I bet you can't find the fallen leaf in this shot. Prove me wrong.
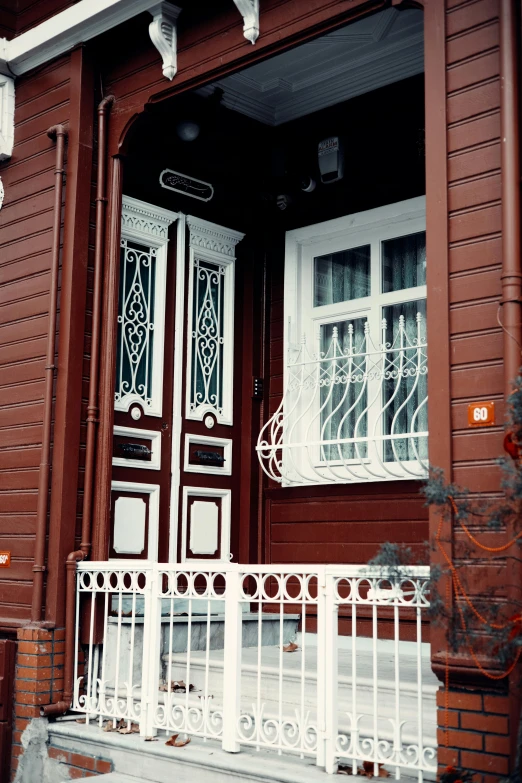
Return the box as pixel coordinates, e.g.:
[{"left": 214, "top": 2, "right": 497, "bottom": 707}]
[
  {"left": 144, "top": 736, "right": 158, "bottom": 742},
  {"left": 75, "top": 718, "right": 86, "bottom": 724},
  {"left": 118, "top": 722, "right": 140, "bottom": 734},
  {"left": 103, "top": 719, "right": 127, "bottom": 733},
  {"left": 159, "top": 680, "right": 198, "bottom": 693},
  {"left": 357, "top": 761, "right": 390, "bottom": 778},
  {"left": 338, "top": 764, "right": 352, "bottom": 775},
  {"left": 165, "top": 733, "right": 191, "bottom": 747},
  {"left": 283, "top": 642, "right": 298, "bottom": 653}
]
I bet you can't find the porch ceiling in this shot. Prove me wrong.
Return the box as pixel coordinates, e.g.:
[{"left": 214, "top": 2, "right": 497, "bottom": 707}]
[{"left": 198, "top": 8, "right": 424, "bottom": 126}]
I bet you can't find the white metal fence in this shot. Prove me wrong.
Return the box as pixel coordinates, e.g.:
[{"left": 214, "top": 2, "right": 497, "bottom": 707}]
[{"left": 73, "top": 562, "right": 436, "bottom": 779}]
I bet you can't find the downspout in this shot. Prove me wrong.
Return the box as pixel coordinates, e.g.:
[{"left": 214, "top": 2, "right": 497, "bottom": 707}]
[
  {"left": 81, "top": 94, "right": 115, "bottom": 559},
  {"left": 31, "top": 125, "right": 68, "bottom": 623},
  {"left": 500, "top": 0, "right": 521, "bottom": 398},
  {"left": 499, "top": 0, "right": 522, "bottom": 774},
  {"left": 42, "top": 95, "right": 114, "bottom": 717}
]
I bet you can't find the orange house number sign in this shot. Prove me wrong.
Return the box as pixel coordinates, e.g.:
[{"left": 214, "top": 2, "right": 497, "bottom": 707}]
[
  {"left": 468, "top": 401, "right": 495, "bottom": 427},
  {"left": 0, "top": 552, "right": 11, "bottom": 567}
]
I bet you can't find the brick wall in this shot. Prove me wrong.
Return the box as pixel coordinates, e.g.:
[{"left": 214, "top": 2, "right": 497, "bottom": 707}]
[
  {"left": 47, "top": 745, "right": 112, "bottom": 779},
  {"left": 11, "top": 626, "right": 66, "bottom": 779},
  {"left": 437, "top": 687, "right": 511, "bottom": 782}
]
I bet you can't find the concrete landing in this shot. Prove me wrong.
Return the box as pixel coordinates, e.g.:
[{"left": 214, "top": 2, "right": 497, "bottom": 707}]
[{"left": 51, "top": 721, "right": 368, "bottom": 783}]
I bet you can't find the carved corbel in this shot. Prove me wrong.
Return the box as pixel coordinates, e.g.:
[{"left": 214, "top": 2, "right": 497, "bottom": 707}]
[
  {"left": 233, "top": 0, "right": 259, "bottom": 44},
  {"left": 0, "top": 73, "right": 15, "bottom": 161},
  {"left": 149, "top": 2, "right": 182, "bottom": 81}
]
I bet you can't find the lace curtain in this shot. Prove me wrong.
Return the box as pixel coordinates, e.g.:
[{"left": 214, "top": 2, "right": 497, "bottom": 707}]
[{"left": 317, "top": 231, "right": 427, "bottom": 465}]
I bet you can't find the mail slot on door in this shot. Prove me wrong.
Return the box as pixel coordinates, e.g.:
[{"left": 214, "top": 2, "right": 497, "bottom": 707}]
[
  {"left": 188, "top": 442, "right": 225, "bottom": 467},
  {"left": 113, "top": 434, "right": 153, "bottom": 461}
]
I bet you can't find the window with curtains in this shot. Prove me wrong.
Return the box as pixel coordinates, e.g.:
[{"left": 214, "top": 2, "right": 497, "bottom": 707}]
[{"left": 256, "top": 197, "right": 428, "bottom": 486}]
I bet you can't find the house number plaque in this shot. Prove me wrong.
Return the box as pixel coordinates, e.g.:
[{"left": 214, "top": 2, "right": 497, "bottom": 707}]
[
  {"left": 0, "top": 552, "right": 11, "bottom": 567},
  {"left": 159, "top": 169, "right": 214, "bottom": 202},
  {"left": 468, "top": 401, "right": 495, "bottom": 427}
]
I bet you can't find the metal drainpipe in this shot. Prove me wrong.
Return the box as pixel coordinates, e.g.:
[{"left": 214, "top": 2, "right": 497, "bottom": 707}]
[
  {"left": 500, "top": 0, "right": 521, "bottom": 398},
  {"left": 30, "top": 125, "right": 68, "bottom": 624},
  {"left": 499, "top": 1, "right": 522, "bottom": 773},
  {"left": 42, "top": 95, "right": 114, "bottom": 717},
  {"left": 81, "top": 94, "right": 115, "bottom": 559}
]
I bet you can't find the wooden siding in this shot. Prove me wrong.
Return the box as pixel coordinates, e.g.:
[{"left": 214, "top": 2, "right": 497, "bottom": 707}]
[
  {"left": 266, "top": 240, "right": 429, "bottom": 568},
  {"left": 0, "top": 57, "right": 71, "bottom": 629},
  {"left": 445, "top": 0, "right": 507, "bottom": 619}
]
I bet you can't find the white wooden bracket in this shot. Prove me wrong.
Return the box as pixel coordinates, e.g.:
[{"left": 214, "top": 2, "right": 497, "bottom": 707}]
[
  {"left": 0, "top": 74, "right": 15, "bottom": 161},
  {"left": 232, "top": 0, "right": 259, "bottom": 44},
  {"left": 148, "top": 2, "right": 182, "bottom": 81}
]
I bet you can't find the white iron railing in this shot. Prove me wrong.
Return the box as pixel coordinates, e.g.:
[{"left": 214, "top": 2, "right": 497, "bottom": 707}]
[
  {"left": 257, "top": 314, "right": 428, "bottom": 485},
  {"left": 73, "top": 562, "right": 436, "bottom": 779}
]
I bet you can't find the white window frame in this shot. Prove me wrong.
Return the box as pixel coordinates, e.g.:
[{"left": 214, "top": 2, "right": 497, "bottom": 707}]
[
  {"left": 283, "top": 195, "right": 427, "bottom": 484},
  {"left": 185, "top": 216, "right": 244, "bottom": 426},
  {"left": 115, "top": 196, "right": 178, "bottom": 417}
]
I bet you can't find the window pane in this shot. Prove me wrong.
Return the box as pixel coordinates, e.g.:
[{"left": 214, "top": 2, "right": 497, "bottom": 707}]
[
  {"left": 314, "top": 245, "right": 370, "bottom": 306},
  {"left": 382, "top": 299, "right": 427, "bottom": 462},
  {"left": 381, "top": 231, "right": 426, "bottom": 293},
  {"left": 319, "top": 319, "right": 368, "bottom": 461},
  {"left": 115, "top": 240, "right": 156, "bottom": 409},
  {"left": 190, "top": 258, "right": 225, "bottom": 416}
]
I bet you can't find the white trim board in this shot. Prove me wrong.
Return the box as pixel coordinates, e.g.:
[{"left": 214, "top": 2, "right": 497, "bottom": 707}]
[
  {"left": 184, "top": 434, "right": 232, "bottom": 476},
  {"left": 110, "top": 480, "right": 160, "bottom": 561},
  {"left": 112, "top": 425, "right": 162, "bottom": 471},
  {"left": 181, "top": 486, "right": 232, "bottom": 564}
]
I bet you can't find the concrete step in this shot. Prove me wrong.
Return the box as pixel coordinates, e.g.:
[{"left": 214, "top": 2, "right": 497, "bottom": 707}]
[
  {"left": 161, "top": 643, "right": 437, "bottom": 746},
  {"left": 51, "top": 721, "right": 375, "bottom": 783},
  {"left": 104, "top": 613, "right": 300, "bottom": 685}
]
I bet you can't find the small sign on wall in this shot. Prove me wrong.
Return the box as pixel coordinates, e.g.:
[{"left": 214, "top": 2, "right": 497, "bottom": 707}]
[
  {"left": 0, "top": 552, "right": 11, "bottom": 567},
  {"left": 468, "top": 401, "right": 495, "bottom": 427}
]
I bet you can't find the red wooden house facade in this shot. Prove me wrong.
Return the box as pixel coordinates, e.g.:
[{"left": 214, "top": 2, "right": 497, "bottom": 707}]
[{"left": 0, "top": 0, "right": 520, "bottom": 781}]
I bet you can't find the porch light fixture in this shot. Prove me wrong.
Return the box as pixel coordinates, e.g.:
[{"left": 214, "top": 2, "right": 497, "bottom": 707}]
[{"left": 176, "top": 120, "right": 200, "bottom": 141}]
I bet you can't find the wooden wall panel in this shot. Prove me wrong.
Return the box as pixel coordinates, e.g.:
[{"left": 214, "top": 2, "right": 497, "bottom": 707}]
[
  {"left": 0, "top": 56, "right": 71, "bottom": 630},
  {"left": 445, "top": 0, "right": 508, "bottom": 625}
]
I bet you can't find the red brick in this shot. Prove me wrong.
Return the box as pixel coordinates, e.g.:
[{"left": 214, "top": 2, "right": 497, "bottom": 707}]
[
  {"left": 17, "top": 666, "right": 54, "bottom": 680},
  {"left": 12, "top": 745, "right": 24, "bottom": 758},
  {"left": 53, "top": 641, "right": 66, "bottom": 654},
  {"left": 15, "top": 704, "right": 41, "bottom": 718},
  {"left": 49, "top": 746, "right": 71, "bottom": 763},
  {"left": 17, "top": 677, "right": 53, "bottom": 693},
  {"left": 53, "top": 628, "right": 66, "bottom": 641},
  {"left": 69, "top": 767, "right": 87, "bottom": 779},
  {"left": 15, "top": 690, "right": 50, "bottom": 706},
  {"left": 17, "top": 641, "right": 52, "bottom": 655},
  {"left": 437, "top": 690, "right": 483, "bottom": 711},
  {"left": 438, "top": 747, "right": 460, "bottom": 766},
  {"left": 461, "top": 751, "right": 509, "bottom": 775},
  {"left": 71, "top": 753, "right": 96, "bottom": 771},
  {"left": 17, "top": 628, "right": 52, "bottom": 642},
  {"left": 485, "top": 735, "right": 511, "bottom": 756},
  {"left": 96, "top": 759, "right": 112, "bottom": 774},
  {"left": 483, "top": 695, "right": 510, "bottom": 714},
  {"left": 461, "top": 713, "right": 508, "bottom": 734},
  {"left": 17, "top": 653, "right": 52, "bottom": 667},
  {"left": 437, "top": 708, "right": 459, "bottom": 728},
  {"left": 13, "top": 731, "right": 23, "bottom": 745},
  {"left": 53, "top": 653, "right": 65, "bottom": 666},
  {"left": 437, "top": 728, "right": 483, "bottom": 751},
  {"left": 14, "top": 717, "right": 30, "bottom": 732}
]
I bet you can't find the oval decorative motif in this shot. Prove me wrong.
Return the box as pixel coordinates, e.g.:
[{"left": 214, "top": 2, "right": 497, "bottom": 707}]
[
  {"left": 160, "top": 169, "right": 214, "bottom": 202},
  {"left": 0, "top": 176, "right": 4, "bottom": 210}
]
